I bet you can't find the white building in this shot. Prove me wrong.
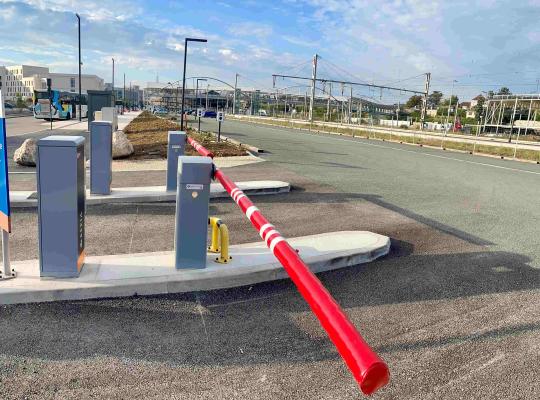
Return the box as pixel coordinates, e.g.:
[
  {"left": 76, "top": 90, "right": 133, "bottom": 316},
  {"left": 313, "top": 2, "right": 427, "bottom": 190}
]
[{"left": 0, "top": 64, "right": 105, "bottom": 102}]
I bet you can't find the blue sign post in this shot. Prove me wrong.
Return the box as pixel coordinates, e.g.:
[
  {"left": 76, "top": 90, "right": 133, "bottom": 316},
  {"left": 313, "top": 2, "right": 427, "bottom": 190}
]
[{"left": 0, "top": 90, "right": 14, "bottom": 280}]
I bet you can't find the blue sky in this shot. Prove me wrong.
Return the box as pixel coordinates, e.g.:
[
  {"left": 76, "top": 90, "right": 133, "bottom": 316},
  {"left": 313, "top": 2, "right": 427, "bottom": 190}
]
[{"left": 1, "top": 0, "right": 540, "bottom": 102}]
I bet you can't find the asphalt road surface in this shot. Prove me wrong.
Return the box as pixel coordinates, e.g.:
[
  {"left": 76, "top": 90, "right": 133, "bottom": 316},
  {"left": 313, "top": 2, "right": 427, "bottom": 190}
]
[{"left": 0, "top": 118, "right": 539, "bottom": 399}]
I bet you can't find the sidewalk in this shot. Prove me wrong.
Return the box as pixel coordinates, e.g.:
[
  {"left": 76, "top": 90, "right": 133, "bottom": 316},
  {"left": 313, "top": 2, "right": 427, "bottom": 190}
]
[
  {"left": 10, "top": 180, "right": 291, "bottom": 207},
  {"left": 0, "top": 231, "right": 390, "bottom": 305}
]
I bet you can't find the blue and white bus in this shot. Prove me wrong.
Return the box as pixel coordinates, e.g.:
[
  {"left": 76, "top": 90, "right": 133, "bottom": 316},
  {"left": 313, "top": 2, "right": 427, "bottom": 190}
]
[{"left": 33, "top": 90, "right": 88, "bottom": 120}]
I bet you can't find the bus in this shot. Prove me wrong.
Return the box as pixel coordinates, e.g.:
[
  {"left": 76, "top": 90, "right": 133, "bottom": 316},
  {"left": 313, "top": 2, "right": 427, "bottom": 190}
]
[{"left": 33, "top": 90, "right": 88, "bottom": 120}]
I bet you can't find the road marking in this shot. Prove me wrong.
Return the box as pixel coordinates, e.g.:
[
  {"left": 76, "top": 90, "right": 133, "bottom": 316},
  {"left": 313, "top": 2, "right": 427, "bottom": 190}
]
[{"left": 233, "top": 121, "right": 540, "bottom": 177}]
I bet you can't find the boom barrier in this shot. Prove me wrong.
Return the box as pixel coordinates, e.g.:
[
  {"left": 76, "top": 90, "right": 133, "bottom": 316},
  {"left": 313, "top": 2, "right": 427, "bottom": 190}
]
[{"left": 187, "top": 136, "right": 389, "bottom": 395}]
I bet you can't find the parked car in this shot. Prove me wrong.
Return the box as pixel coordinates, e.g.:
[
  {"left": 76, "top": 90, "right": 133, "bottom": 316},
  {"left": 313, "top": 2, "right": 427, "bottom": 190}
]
[
  {"left": 4, "top": 103, "right": 14, "bottom": 109},
  {"left": 203, "top": 110, "right": 217, "bottom": 118}
]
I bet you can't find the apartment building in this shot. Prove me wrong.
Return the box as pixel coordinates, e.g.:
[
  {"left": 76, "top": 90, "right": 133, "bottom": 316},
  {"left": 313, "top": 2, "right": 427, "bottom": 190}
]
[{"left": 0, "top": 64, "right": 105, "bottom": 102}]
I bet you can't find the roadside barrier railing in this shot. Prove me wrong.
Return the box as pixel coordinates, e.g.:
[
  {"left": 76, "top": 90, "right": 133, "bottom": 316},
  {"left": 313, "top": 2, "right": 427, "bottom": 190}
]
[{"left": 187, "top": 136, "right": 389, "bottom": 395}]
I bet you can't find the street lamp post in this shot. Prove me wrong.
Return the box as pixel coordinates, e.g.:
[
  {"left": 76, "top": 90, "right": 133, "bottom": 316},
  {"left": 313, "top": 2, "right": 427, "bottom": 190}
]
[
  {"left": 123, "top": 73, "right": 125, "bottom": 115},
  {"left": 112, "top": 58, "right": 115, "bottom": 105},
  {"left": 180, "top": 37, "right": 207, "bottom": 131},
  {"left": 75, "top": 13, "right": 82, "bottom": 121}
]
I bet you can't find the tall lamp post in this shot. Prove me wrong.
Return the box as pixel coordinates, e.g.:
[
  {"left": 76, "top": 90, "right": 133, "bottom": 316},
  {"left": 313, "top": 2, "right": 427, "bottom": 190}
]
[
  {"left": 75, "top": 13, "right": 82, "bottom": 121},
  {"left": 180, "top": 37, "right": 207, "bottom": 131},
  {"left": 123, "top": 73, "right": 125, "bottom": 115},
  {"left": 111, "top": 58, "right": 115, "bottom": 105}
]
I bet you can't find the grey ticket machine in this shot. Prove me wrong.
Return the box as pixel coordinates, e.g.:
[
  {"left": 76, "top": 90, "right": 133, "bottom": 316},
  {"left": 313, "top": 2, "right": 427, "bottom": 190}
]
[
  {"left": 90, "top": 121, "right": 112, "bottom": 195},
  {"left": 175, "top": 156, "right": 212, "bottom": 269},
  {"left": 166, "top": 131, "right": 186, "bottom": 191},
  {"left": 37, "top": 136, "right": 85, "bottom": 278}
]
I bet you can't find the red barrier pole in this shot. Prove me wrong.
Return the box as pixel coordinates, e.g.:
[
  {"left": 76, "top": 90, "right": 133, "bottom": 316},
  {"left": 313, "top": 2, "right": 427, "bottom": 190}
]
[
  {"left": 187, "top": 137, "right": 214, "bottom": 158},
  {"left": 190, "top": 140, "right": 390, "bottom": 395}
]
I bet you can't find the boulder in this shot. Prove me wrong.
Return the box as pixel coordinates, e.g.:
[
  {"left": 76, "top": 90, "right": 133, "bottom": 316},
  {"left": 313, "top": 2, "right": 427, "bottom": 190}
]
[
  {"left": 14, "top": 138, "right": 37, "bottom": 166},
  {"left": 112, "top": 130, "right": 134, "bottom": 159}
]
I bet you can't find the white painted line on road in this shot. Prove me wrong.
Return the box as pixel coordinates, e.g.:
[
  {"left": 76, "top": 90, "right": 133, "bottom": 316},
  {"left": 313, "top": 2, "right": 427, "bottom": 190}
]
[{"left": 237, "top": 121, "right": 540, "bottom": 177}]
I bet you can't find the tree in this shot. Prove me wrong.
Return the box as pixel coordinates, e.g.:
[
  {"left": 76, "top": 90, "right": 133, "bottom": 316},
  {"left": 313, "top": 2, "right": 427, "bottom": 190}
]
[
  {"left": 441, "top": 95, "right": 459, "bottom": 107},
  {"left": 405, "top": 95, "right": 423, "bottom": 109},
  {"left": 474, "top": 95, "right": 485, "bottom": 121},
  {"left": 497, "top": 87, "right": 511, "bottom": 95},
  {"left": 15, "top": 93, "right": 25, "bottom": 109},
  {"left": 427, "top": 91, "right": 443, "bottom": 107}
]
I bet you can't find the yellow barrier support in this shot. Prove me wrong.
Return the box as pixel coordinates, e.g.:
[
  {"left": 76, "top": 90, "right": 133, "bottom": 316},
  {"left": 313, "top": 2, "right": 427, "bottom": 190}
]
[
  {"left": 216, "top": 223, "right": 231, "bottom": 263},
  {"left": 208, "top": 217, "right": 232, "bottom": 264},
  {"left": 208, "top": 217, "right": 221, "bottom": 253}
]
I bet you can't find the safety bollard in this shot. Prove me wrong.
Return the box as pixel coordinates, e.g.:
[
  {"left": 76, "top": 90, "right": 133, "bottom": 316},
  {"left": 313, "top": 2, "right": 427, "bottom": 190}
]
[
  {"left": 174, "top": 156, "right": 212, "bottom": 269},
  {"left": 90, "top": 121, "right": 112, "bottom": 195},
  {"left": 166, "top": 131, "right": 186, "bottom": 191},
  {"left": 37, "top": 136, "right": 86, "bottom": 278},
  {"left": 208, "top": 217, "right": 232, "bottom": 264}
]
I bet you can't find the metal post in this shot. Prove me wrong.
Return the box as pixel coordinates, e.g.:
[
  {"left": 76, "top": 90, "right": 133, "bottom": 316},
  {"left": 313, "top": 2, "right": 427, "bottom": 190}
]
[
  {"left": 515, "top": 99, "right": 533, "bottom": 158},
  {"left": 218, "top": 120, "right": 222, "bottom": 142},
  {"left": 205, "top": 84, "right": 209, "bottom": 109},
  {"left": 420, "top": 72, "right": 430, "bottom": 130},
  {"left": 309, "top": 54, "right": 318, "bottom": 123},
  {"left": 195, "top": 79, "right": 199, "bottom": 109},
  {"left": 122, "top": 73, "right": 125, "bottom": 115},
  {"left": 233, "top": 73, "right": 238, "bottom": 115},
  {"left": 1, "top": 229, "right": 12, "bottom": 279},
  {"left": 445, "top": 80, "right": 456, "bottom": 136},
  {"left": 111, "top": 58, "right": 115, "bottom": 105},
  {"left": 304, "top": 92, "right": 307, "bottom": 120},
  {"left": 180, "top": 39, "right": 187, "bottom": 130},
  {"left": 326, "top": 82, "right": 331, "bottom": 121},
  {"left": 76, "top": 13, "right": 82, "bottom": 122},
  {"left": 348, "top": 86, "right": 353, "bottom": 124},
  {"left": 508, "top": 97, "right": 518, "bottom": 143}
]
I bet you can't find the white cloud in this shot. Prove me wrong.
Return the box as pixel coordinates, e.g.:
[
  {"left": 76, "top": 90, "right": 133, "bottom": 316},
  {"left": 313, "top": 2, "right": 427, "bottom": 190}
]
[
  {"left": 228, "top": 22, "right": 273, "bottom": 38},
  {"left": 218, "top": 48, "right": 239, "bottom": 62}
]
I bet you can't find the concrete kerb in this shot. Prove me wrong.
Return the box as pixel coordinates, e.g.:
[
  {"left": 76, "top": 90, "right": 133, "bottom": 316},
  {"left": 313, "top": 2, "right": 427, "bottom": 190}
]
[
  {"left": 9, "top": 181, "right": 291, "bottom": 207},
  {"left": 0, "top": 231, "right": 391, "bottom": 305}
]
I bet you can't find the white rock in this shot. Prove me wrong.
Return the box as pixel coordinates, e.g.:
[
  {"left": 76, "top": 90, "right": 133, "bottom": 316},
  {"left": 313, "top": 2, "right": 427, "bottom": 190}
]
[
  {"left": 112, "top": 130, "right": 134, "bottom": 159},
  {"left": 13, "top": 138, "right": 37, "bottom": 166}
]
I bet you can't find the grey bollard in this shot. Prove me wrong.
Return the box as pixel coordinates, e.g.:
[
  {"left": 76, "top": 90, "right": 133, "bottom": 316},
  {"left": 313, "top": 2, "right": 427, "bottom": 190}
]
[
  {"left": 166, "top": 131, "right": 186, "bottom": 191},
  {"left": 175, "top": 156, "right": 213, "bottom": 269},
  {"left": 90, "top": 121, "right": 112, "bottom": 195},
  {"left": 37, "top": 136, "right": 86, "bottom": 278}
]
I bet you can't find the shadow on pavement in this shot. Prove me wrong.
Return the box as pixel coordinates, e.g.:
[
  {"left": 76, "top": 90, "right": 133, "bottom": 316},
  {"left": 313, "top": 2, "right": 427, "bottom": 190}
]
[{"left": 0, "top": 246, "right": 537, "bottom": 368}]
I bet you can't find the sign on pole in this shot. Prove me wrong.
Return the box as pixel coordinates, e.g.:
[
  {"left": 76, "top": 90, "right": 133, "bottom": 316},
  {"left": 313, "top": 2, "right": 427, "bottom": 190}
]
[
  {"left": 0, "top": 91, "right": 11, "bottom": 233},
  {"left": 0, "top": 90, "right": 14, "bottom": 279},
  {"left": 216, "top": 111, "right": 224, "bottom": 142}
]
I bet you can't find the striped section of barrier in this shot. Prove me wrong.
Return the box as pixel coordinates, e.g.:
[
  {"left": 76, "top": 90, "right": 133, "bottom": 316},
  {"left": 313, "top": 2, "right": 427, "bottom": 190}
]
[
  {"left": 189, "top": 139, "right": 390, "bottom": 395},
  {"left": 187, "top": 137, "right": 214, "bottom": 158}
]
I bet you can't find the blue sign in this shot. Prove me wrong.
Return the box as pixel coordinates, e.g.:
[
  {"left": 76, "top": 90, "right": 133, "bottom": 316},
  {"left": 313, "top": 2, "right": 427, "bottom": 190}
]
[{"left": 0, "top": 93, "right": 11, "bottom": 232}]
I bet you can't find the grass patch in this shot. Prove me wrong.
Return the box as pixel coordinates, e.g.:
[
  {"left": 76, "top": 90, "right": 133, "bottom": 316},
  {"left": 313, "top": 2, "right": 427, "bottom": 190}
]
[{"left": 123, "top": 111, "right": 246, "bottom": 159}]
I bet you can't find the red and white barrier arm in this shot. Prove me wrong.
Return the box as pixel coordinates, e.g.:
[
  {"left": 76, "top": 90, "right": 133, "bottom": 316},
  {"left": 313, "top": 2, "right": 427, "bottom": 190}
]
[
  {"left": 187, "top": 137, "right": 214, "bottom": 158},
  {"left": 189, "top": 138, "right": 390, "bottom": 395}
]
